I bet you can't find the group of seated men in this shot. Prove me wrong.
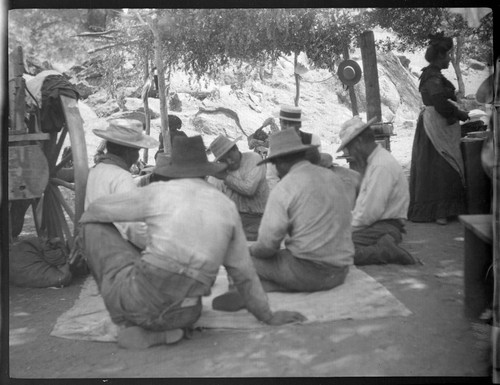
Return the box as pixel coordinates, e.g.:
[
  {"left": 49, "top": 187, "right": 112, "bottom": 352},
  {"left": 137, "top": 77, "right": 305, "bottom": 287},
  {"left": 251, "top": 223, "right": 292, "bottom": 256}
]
[{"left": 80, "top": 105, "right": 419, "bottom": 349}]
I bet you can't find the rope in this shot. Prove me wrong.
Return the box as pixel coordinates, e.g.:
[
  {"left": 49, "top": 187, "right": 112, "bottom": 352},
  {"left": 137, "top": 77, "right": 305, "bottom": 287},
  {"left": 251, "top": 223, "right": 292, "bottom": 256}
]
[{"left": 295, "top": 74, "right": 335, "bottom": 84}]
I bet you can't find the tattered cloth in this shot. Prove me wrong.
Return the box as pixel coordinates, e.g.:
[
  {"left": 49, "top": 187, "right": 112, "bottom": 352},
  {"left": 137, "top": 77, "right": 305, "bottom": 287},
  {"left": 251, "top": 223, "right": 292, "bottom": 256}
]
[{"left": 40, "top": 74, "right": 80, "bottom": 133}]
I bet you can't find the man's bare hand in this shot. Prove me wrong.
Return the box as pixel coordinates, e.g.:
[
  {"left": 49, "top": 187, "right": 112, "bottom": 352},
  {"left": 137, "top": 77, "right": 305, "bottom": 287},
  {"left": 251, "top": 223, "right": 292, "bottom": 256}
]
[
  {"left": 265, "top": 310, "right": 307, "bottom": 325},
  {"left": 212, "top": 169, "right": 228, "bottom": 180}
]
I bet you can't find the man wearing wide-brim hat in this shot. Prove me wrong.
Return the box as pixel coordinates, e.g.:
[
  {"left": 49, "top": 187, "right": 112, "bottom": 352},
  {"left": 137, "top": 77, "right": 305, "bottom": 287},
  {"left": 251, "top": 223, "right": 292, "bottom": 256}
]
[
  {"left": 338, "top": 116, "right": 419, "bottom": 265},
  {"left": 85, "top": 118, "right": 159, "bottom": 249},
  {"left": 207, "top": 134, "right": 269, "bottom": 241},
  {"left": 212, "top": 129, "right": 355, "bottom": 312},
  {"left": 266, "top": 105, "right": 323, "bottom": 190},
  {"left": 80, "top": 135, "right": 306, "bottom": 349}
]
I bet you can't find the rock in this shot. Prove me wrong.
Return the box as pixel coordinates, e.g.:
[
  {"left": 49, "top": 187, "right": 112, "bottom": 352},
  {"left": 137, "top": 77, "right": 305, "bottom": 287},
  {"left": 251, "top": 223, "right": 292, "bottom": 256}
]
[
  {"left": 108, "top": 110, "right": 147, "bottom": 125},
  {"left": 468, "top": 59, "right": 485, "bottom": 71},
  {"left": 124, "top": 98, "right": 160, "bottom": 119},
  {"left": 397, "top": 55, "right": 411, "bottom": 69},
  {"left": 73, "top": 81, "right": 95, "bottom": 100},
  {"left": 93, "top": 99, "right": 120, "bottom": 118},
  {"left": 169, "top": 93, "right": 182, "bottom": 111}
]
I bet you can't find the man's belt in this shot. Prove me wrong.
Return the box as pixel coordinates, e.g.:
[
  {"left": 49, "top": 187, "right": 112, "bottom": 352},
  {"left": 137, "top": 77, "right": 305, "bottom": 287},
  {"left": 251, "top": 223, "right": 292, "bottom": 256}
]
[{"left": 142, "top": 253, "right": 213, "bottom": 287}]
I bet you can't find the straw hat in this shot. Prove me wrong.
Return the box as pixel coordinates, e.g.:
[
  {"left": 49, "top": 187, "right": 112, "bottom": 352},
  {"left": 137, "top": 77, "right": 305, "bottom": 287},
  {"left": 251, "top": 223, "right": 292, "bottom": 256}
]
[
  {"left": 337, "top": 116, "right": 377, "bottom": 152},
  {"left": 93, "top": 119, "right": 159, "bottom": 149},
  {"left": 257, "top": 129, "right": 318, "bottom": 165},
  {"left": 209, "top": 135, "right": 241, "bottom": 161},
  {"left": 337, "top": 60, "right": 362, "bottom": 86},
  {"left": 153, "top": 135, "right": 227, "bottom": 178},
  {"left": 276, "top": 105, "right": 303, "bottom": 122}
]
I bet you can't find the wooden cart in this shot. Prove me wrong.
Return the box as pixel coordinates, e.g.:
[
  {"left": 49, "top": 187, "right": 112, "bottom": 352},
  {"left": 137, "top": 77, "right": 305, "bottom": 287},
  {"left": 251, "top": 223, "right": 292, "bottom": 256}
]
[{"left": 8, "top": 46, "right": 89, "bottom": 248}]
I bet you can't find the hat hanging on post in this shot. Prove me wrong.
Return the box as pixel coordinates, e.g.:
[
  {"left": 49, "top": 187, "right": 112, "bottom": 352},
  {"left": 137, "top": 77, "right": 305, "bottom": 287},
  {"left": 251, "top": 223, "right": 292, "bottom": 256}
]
[{"left": 337, "top": 60, "right": 362, "bottom": 86}]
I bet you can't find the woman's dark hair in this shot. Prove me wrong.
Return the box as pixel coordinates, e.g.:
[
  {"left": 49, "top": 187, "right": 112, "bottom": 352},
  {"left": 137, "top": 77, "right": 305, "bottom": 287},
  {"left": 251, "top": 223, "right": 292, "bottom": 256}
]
[
  {"left": 424, "top": 33, "right": 453, "bottom": 63},
  {"left": 168, "top": 114, "right": 182, "bottom": 131}
]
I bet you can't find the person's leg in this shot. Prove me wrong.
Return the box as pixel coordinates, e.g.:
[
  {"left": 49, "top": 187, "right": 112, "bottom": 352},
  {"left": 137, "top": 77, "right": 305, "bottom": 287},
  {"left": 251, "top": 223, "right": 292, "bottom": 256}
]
[
  {"left": 352, "top": 221, "right": 416, "bottom": 265},
  {"left": 83, "top": 223, "right": 188, "bottom": 349},
  {"left": 239, "top": 213, "right": 262, "bottom": 242}
]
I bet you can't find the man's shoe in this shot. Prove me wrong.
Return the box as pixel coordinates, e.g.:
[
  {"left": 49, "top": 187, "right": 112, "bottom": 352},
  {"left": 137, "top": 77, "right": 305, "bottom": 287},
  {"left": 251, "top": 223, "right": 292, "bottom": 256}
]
[
  {"left": 436, "top": 218, "right": 448, "bottom": 225},
  {"left": 378, "top": 234, "right": 418, "bottom": 265},
  {"left": 117, "top": 326, "right": 184, "bottom": 349},
  {"left": 212, "top": 291, "right": 246, "bottom": 312}
]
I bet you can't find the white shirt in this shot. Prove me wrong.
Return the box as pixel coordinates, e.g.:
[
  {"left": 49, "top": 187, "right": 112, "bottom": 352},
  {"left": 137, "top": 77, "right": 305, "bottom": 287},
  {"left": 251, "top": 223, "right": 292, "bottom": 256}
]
[
  {"left": 351, "top": 145, "right": 409, "bottom": 230},
  {"left": 85, "top": 156, "right": 148, "bottom": 249}
]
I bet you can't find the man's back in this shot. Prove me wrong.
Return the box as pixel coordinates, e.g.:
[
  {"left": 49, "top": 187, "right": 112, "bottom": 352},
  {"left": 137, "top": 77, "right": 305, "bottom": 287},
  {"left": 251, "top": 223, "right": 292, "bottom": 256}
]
[
  {"left": 258, "top": 161, "right": 354, "bottom": 267},
  {"left": 352, "top": 145, "right": 409, "bottom": 229}
]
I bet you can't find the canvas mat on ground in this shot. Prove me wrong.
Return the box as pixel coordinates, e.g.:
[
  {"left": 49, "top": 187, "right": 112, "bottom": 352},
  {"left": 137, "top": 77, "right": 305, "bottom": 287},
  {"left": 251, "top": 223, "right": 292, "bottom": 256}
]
[{"left": 50, "top": 266, "right": 412, "bottom": 342}]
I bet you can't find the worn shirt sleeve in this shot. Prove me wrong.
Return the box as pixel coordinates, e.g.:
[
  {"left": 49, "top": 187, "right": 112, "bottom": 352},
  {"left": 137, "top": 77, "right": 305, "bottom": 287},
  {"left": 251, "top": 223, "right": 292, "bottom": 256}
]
[
  {"left": 352, "top": 165, "right": 394, "bottom": 230},
  {"left": 224, "top": 155, "right": 265, "bottom": 196},
  {"left": 250, "top": 186, "right": 289, "bottom": 257},
  {"left": 223, "top": 210, "right": 273, "bottom": 322},
  {"left": 80, "top": 187, "right": 150, "bottom": 224}
]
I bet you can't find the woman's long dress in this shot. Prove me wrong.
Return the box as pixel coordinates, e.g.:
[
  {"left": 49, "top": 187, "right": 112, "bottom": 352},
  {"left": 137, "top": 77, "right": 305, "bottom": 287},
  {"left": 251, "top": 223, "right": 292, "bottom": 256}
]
[{"left": 407, "top": 65, "right": 467, "bottom": 222}]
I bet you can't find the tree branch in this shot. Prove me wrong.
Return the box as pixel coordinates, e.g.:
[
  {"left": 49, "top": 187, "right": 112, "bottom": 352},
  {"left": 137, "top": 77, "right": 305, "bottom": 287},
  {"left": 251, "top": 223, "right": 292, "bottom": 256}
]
[{"left": 88, "top": 40, "right": 141, "bottom": 53}]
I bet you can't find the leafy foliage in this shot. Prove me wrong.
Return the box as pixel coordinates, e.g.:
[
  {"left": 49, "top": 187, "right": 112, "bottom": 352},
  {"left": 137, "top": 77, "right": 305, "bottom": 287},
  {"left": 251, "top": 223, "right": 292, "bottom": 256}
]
[{"left": 8, "top": 9, "right": 97, "bottom": 69}]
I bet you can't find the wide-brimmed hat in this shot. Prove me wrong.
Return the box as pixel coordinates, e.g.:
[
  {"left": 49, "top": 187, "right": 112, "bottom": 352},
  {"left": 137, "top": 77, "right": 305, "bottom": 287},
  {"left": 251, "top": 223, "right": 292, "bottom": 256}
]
[
  {"left": 257, "top": 129, "right": 318, "bottom": 165},
  {"left": 276, "top": 105, "right": 303, "bottom": 122},
  {"left": 337, "top": 59, "right": 362, "bottom": 86},
  {"left": 93, "top": 119, "right": 159, "bottom": 149},
  {"left": 153, "top": 135, "right": 227, "bottom": 178},
  {"left": 209, "top": 134, "right": 241, "bottom": 161},
  {"left": 337, "top": 116, "right": 377, "bottom": 152}
]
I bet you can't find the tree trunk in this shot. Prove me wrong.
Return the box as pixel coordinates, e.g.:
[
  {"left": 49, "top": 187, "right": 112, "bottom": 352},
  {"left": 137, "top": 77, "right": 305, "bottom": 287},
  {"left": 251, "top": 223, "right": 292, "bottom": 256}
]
[
  {"left": 451, "top": 35, "right": 466, "bottom": 99},
  {"left": 152, "top": 20, "right": 170, "bottom": 157},
  {"left": 142, "top": 53, "right": 151, "bottom": 164},
  {"left": 294, "top": 52, "right": 300, "bottom": 107}
]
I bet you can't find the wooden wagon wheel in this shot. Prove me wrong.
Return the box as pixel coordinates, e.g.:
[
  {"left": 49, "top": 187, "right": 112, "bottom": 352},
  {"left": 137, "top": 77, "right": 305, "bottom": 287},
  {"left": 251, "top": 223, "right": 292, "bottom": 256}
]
[{"left": 36, "top": 95, "right": 88, "bottom": 248}]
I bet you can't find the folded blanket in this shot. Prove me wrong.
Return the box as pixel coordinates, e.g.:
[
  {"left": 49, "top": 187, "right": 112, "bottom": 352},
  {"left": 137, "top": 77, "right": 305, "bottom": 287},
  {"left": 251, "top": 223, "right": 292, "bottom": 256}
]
[{"left": 51, "top": 266, "right": 411, "bottom": 342}]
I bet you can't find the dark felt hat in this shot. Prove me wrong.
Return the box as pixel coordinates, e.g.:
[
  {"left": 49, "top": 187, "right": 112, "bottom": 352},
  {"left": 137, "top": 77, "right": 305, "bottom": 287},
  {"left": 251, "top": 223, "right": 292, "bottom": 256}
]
[
  {"left": 337, "top": 59, "right": 362, "bottom": 86},
  {"left": 153, "top": 135, "right": 227, "bottom": 178}
]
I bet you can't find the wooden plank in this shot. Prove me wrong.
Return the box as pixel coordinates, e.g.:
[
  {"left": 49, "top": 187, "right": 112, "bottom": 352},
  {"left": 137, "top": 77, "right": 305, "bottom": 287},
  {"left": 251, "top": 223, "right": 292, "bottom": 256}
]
[
  {"left": 360, "top": 31, "right": 382, "bottom": 123},
  {"left": 8, "top": 145, "right": 49, "bottom": 200},
  {"left": 459, "top": 214, "right": 493, "bottom": 244},
  {"left": 9, "top": 133, "right": 51, "bottom": 142}
]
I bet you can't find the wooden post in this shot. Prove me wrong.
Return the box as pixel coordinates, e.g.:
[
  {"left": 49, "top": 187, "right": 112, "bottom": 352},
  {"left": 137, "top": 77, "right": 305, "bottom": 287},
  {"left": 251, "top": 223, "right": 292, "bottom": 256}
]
[
  {"left": 143, "top": 55, "right": 151, "bottom": 164},
  {"left": 492, "top": 56, "right": 500, "bottom": 383},
  {"left": 9, "top": 46, "right": 26, "bottom": 133},
  {"left": 294, "top": 52, "right": 300, "bottom": 107},
  {"left": 359, "top": 31, "right": 382, "bottom": 123},
  {"left": 343, "top": 45, "right": 359, "bottom": 117}
]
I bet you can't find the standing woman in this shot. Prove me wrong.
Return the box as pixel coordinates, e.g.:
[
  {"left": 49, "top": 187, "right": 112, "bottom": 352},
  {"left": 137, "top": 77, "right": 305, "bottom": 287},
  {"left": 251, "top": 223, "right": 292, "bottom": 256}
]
[{"left": 408, "top": 33, "right": 470, "bottom": 225}]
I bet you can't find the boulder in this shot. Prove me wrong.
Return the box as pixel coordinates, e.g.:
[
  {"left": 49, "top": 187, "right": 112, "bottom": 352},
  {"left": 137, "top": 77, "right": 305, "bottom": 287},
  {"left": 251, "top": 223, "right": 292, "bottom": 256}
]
[
  {"left": 468, "top": 59, "right": 486, "bottom": 71},
  {"left": 73, "top": 80, "right": 95, "bottom": 100}
]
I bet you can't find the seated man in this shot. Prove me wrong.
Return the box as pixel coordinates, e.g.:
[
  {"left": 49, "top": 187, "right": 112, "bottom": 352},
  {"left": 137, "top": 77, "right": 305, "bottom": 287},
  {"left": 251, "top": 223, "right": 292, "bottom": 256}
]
[
  {"left": 85, "top": 119, "right": 159, "bottom": 250},
  {"left": 80, "top": 135, "right": 306, "bottom": 350},
  {"left": 208, "top": 134, "right": 269, "bottom": 241},
  {"left": 266, "top": 105, "right": 322, "bottom": 190},
  {"left": 337, "top": 116, "right": 419, "bottom": 265},
  {"left": 213, "top": 129, "right": 354, "bottom": 311},
  {"left": 155, "top": 114, "right": 187, "bottom": 160}
]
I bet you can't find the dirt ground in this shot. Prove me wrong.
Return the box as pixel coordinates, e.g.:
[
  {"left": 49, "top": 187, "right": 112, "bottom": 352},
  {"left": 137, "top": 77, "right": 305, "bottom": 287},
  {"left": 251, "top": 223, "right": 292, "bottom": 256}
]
[{"left": 7, "top": 214, "right": 492, "bottom": 380}]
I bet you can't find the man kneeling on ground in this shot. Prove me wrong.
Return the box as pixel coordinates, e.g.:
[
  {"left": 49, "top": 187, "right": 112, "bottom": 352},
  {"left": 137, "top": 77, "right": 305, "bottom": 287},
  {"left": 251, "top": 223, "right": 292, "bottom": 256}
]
[
  {"left": 80, "top": 136, "right": 306, "bottom": 350},
  {"left": 213, "top": 129, "right": 354, "bottom": 311},
  {"left": 337, "top": 116, "right": 420, "bottom": 265}
]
